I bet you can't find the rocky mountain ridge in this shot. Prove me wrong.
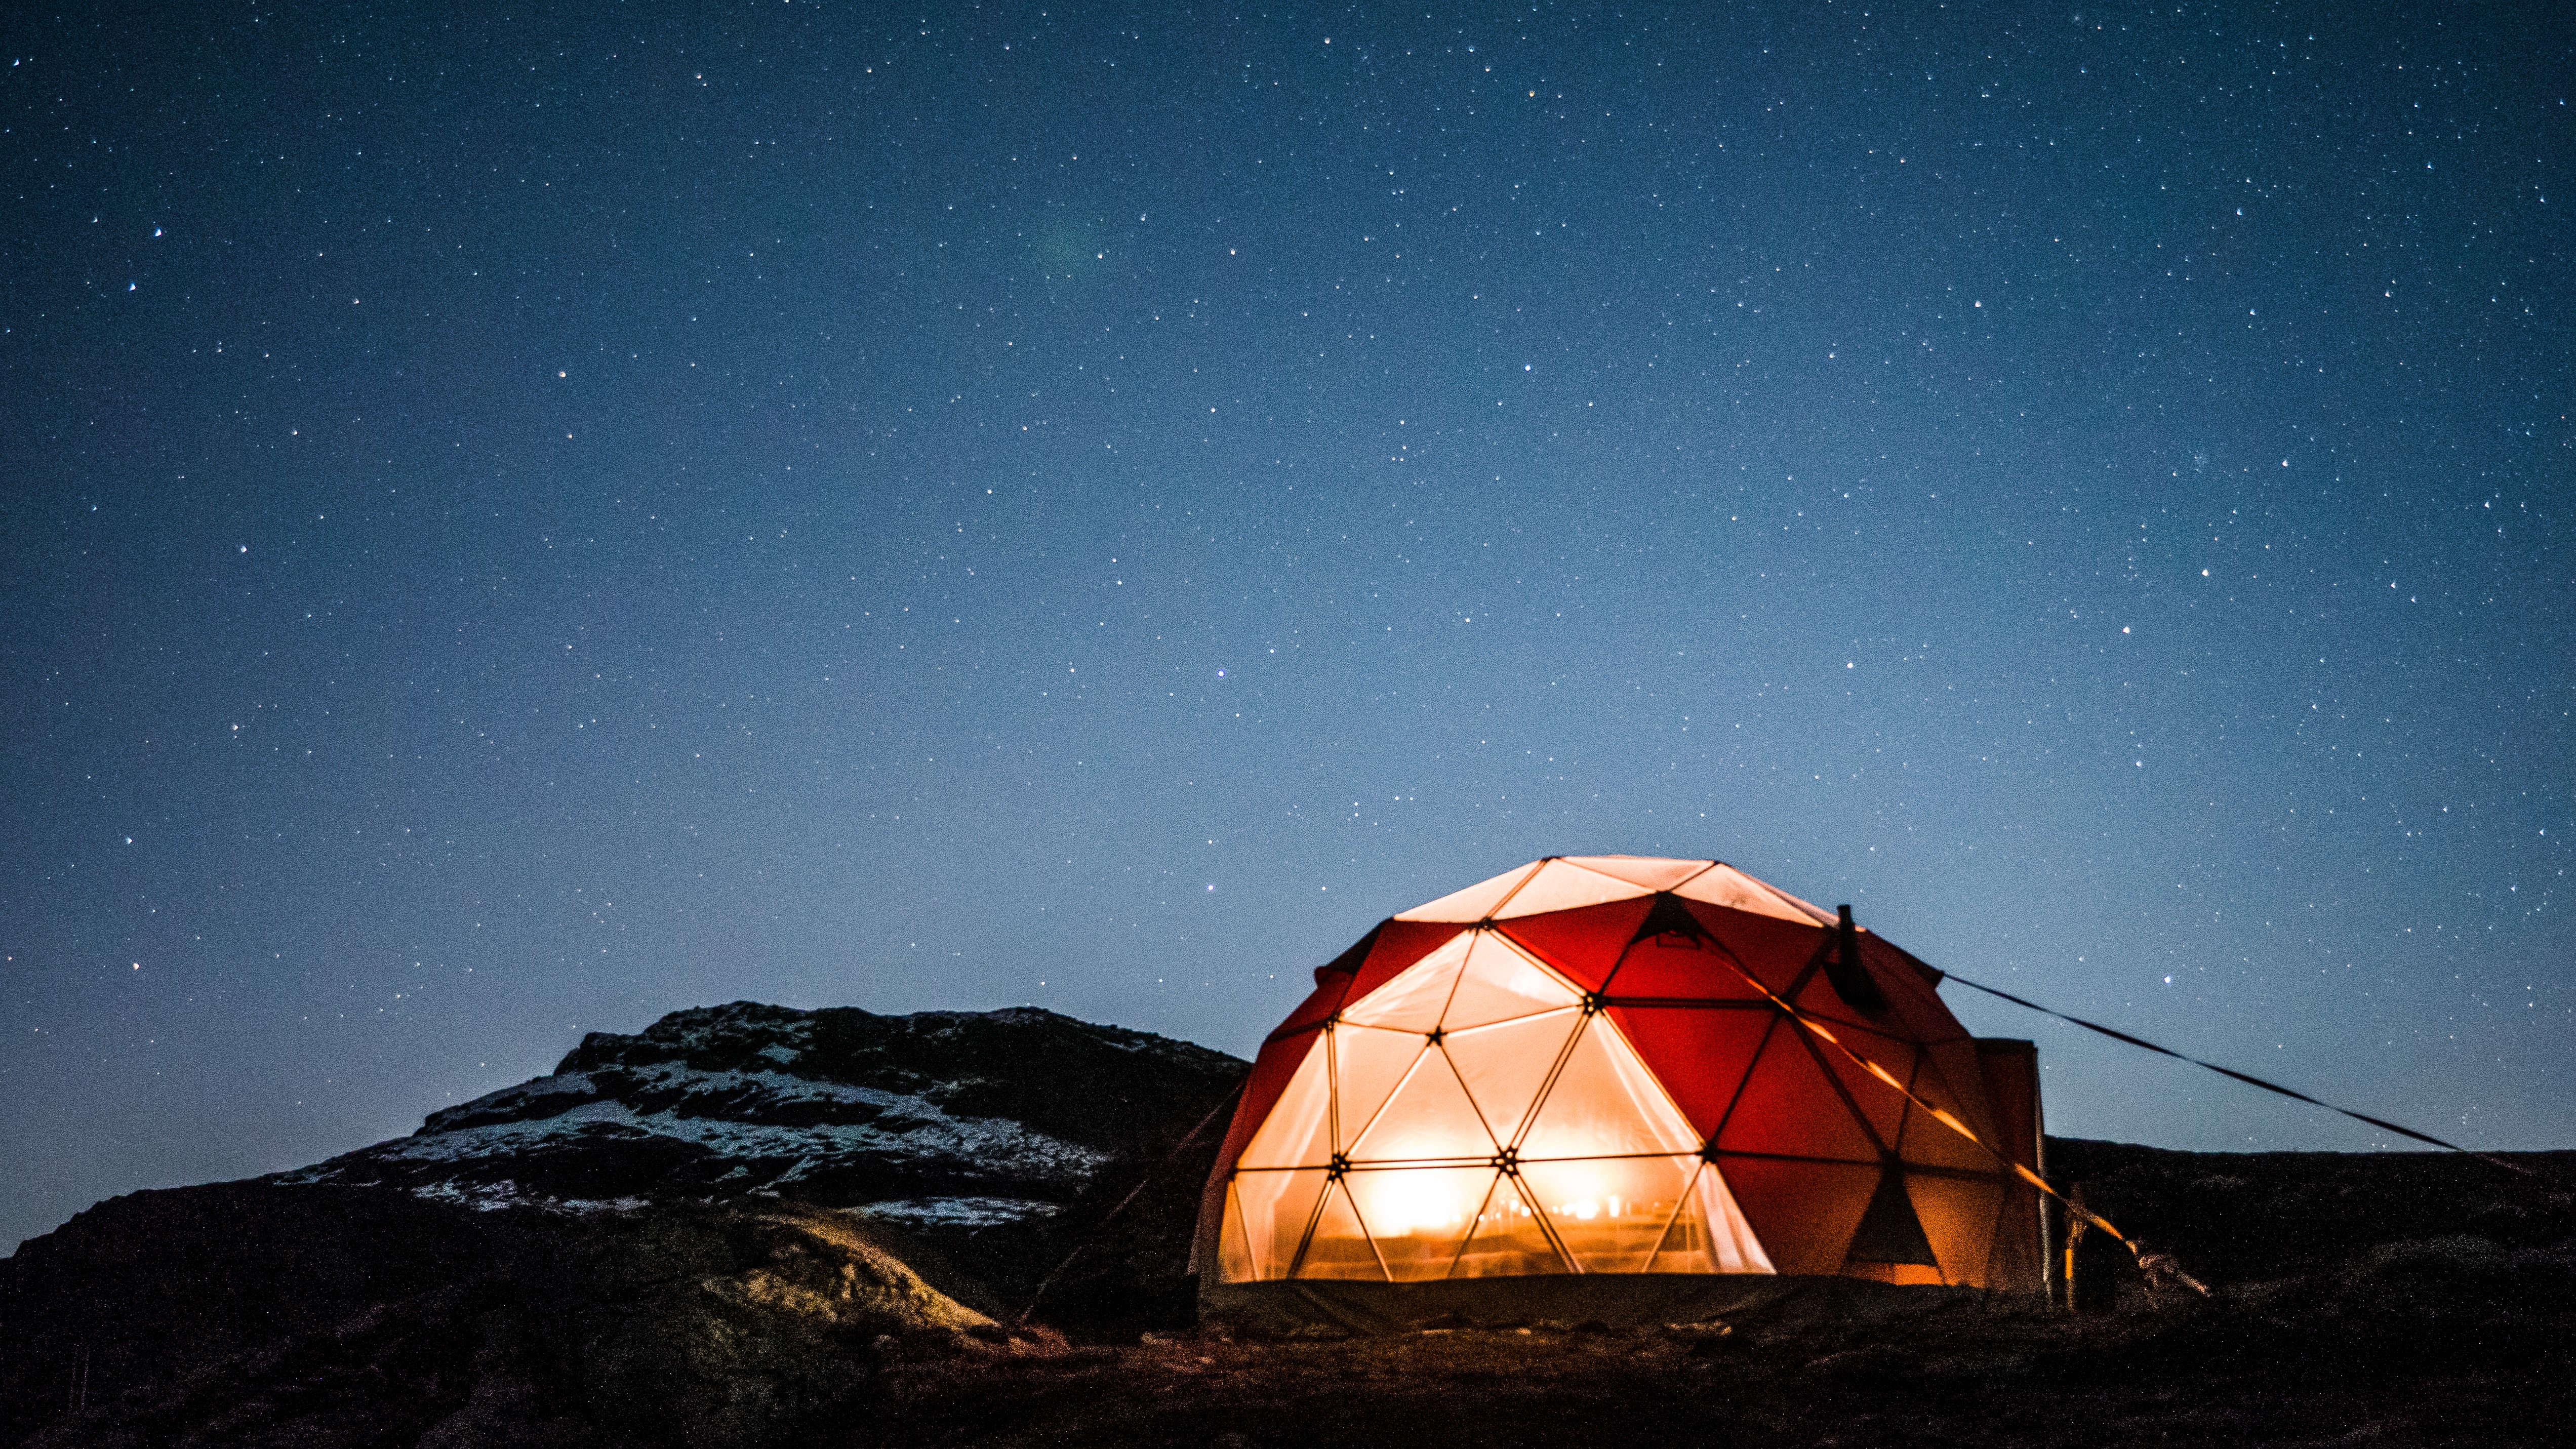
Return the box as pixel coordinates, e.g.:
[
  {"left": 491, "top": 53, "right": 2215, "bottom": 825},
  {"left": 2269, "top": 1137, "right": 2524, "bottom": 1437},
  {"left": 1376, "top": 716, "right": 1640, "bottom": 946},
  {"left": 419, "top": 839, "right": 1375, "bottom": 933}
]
[{"left": 276, "top": 1002, "right": 1247, "bottom": 1234}]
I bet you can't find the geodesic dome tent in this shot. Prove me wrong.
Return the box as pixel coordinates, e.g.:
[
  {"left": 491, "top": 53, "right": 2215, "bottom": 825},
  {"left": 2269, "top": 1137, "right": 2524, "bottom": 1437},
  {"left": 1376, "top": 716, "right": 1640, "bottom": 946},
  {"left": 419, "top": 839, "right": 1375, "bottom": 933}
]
[{"left": 1196, "top": 856, "right": 2048, "bottom": 1332}]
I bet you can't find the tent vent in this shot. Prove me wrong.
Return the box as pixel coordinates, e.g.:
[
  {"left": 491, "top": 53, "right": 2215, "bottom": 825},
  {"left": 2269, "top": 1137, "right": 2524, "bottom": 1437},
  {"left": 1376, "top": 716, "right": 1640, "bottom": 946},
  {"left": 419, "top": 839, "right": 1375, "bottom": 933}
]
[{"left": 1627, "top": 892, "right": 1710, "bottom": 944}]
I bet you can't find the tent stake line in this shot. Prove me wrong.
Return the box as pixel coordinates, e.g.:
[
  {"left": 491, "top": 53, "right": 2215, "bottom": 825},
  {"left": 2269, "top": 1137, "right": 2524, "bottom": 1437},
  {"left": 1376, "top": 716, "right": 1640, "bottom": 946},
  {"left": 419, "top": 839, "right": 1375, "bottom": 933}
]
[
  {"left": 1016, "top": 1082, "right": 1244, "bottom": 1326},
  {"left": 1940, "top": 972, "right": 2539, "bottom": 1179}
]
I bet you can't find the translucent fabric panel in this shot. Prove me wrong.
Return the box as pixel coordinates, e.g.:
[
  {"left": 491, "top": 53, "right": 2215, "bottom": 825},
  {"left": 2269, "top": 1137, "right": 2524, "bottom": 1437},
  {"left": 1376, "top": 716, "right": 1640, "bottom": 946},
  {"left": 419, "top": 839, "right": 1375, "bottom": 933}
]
[
  {"left": 1218, "top": 1182, "right": 1256, "bottom": 1282},
  {"left": 1646, "top": 1179, "right": 1710, "bottom": 1274},
  {"left": 1332, "top": 1024, "right": 1427, "bottom": 1154},
  {"left": 1230, "top": 1167, "right": 1328, "bottom": 1281},
  {"left": 1441, "top": 1009, "right": 1582, "bottom": 1148},
  {"left": 1450, "top": 1172, "right": 1568, "bottom": 1278},
  {"left": 1756, "top": 877, "right": 1838, "bottom": 924},
  {"left": 1517, "top": 1015, "right": 1699, "bottom": 1160},
  {"left": 1395, "top": 861, "right": 1543, "bottom": 922},
  {"left": 1296, "top": 1177, "right": 1390, "bottom": 1280},
  {"left": 1674, "top": 864, "right": 1833, "bottom": 924},
  {"left": 1344, "top": 1165, "right": 1495, "bottom": 1282},
  {"left": 1236, "top": 1034, "right": 1334, "bottom": 1171},
  {"left": 1560, "top": 856, "right": 1717, "bottom": 893},
  {"left": 1488, "top": 859, "right": 1652, "bottom": 920},
  {"left": 1525, "top": 1145, "right": 1772, "bottom": 1268},
  {"left": 1350, "top": 1049, "right": 1498, "bottom": 1165},
  {"left": 1680, "top": 1159, "right": 1774, "bottom": 1272},
  {"left": 1340, "top": 931, "right": 1472, "bottom": 1032},
  {"left": 1636, "top": 1160, "right": 1770, "bottom": 1274},
  {"left": 1825, "top": 1032, "right": 1992, "bottom": 1178},
  {"left": 1521, "top": 1154, "right": 1704, "bottom": 1274},
  {"left": 1438, "top": 932, "right": 1582, "bottom": 1031}
]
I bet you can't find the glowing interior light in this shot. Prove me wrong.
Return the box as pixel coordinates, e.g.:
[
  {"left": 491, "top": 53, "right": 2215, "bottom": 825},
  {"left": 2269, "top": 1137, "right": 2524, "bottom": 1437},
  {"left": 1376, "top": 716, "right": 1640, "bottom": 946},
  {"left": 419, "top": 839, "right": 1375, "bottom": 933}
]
[{"left": 1355, "top": 1173, "right": 1474, "bottom": 1237}]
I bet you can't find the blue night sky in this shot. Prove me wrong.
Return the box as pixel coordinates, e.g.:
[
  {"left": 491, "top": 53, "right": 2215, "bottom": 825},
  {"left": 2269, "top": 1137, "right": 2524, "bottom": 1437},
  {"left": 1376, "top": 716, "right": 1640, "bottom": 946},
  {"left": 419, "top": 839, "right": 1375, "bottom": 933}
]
[{"left": 4, "top": 2, "right": 2569, "bottom": 1250}]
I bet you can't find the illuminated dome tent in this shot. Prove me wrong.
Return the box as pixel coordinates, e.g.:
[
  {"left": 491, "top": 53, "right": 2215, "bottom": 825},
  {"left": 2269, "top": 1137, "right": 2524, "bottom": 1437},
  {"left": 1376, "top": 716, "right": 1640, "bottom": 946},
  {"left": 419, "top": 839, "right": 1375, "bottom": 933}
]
[{"left": 1197, "top": 856, "right": 2048, "bottom": 1332}]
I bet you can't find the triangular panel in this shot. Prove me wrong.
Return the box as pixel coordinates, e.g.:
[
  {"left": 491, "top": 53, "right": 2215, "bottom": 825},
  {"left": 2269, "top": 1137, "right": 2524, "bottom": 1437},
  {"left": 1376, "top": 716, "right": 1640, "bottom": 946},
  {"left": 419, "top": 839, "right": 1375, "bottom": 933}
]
[
  {"left": 1450, "top": 1172, "right": 1566, "bottom": 1278},
  {"left": 1602, "top": 930, "right": 1770, "bottom": 1001},
  {"left": 1212, "top": 1025, "right": 1323, "bottom": 1188},
  {"left": 1442, "top": 1009, "right": 1583, "bottom": 1147},
  {"left": 1295, "top": 1176, "right": 1388, "bottom": 1280},
  {"left": 1790, "top": 941, "right": 1894, "bottom": 1029},
  {"left": 1707, "top": 1157, "right": 1880, "bottom": 1276},
  {"left": 1395, "top": 861, "right": 1543, "bottom": 922},
  {"left": 1709, "top": 1022, "right": 1885, "bottom": 1165},
  {"left": 1890, "top": 1053, "right": 2003, "bottom": 1176},
  {"left": 1521, "top": 1153, "right": 1703, "bottom": 1274},
  {"left": 1331, "top": 920, "right": 1468, "bottom": 1018},
  {"left": 1907, "top": 1172, "right": 2006, "bottom": 1287},
  {"left": 1340, "top": 931, "right": 1472, "bottom": 1032},
  {"left": 1785, "top": 1021, "right": 1918, "bottom": 1158},
  {"left": 1438, "top": 932, "right": 1582, "bottom": 1030},
  {"left": 1639, "top": 1159, "right": 1774, "bottom": 1274},
  {"left": 1675, "top": 901, "right": 1831, "bottom": 996},
  {"left": 1920, "top": 1036, "right": 2005, "bottom": 1146},
  {"left": 1604, "top": 1004, "right": 1775, "bottom": 1141},
  {"left": 1231, "top": 1166, "right": 1328, "bottom": 1280},
  {"left": 1562, "top": 856, "right": 1717, "bottom": 893},
  {"left": 1844, "top": 1163, "right": 1940, "bottom": 1267},
  {"left": 1331, "top": 1024, "right": 1426, "bottom": 1154},
  {"left": 1644, "top": 1168, "right": 1715, "bottom": 1274},
  {"left": 1905, "top": 1173, "right": 2006, "bottom": 1288},
  {"left": 1497, "top": 899, "right": 1656, "bottom": 990},
  {"left": 1350, "top": 1050, "right": 1498, "bottom": 1164},
  {"left": 1237, "top": 1035, "right": 1334, "bottom": 1170},
  {"left": 1491, "top": 859, "right": 1653, "bottom": 919},
  {"left": 1517, "top": 1015, "right": 1699, "bottom": 1160},
  {"left": 1346, "top": 1165, "right": 1494, "bottom": 1282},
  {"left": 1674, "top": 864, "right": 1834, "bottom": 924},
  {"left": 1218, "top": 1181, "right": 1257, "bottom": 1281}
]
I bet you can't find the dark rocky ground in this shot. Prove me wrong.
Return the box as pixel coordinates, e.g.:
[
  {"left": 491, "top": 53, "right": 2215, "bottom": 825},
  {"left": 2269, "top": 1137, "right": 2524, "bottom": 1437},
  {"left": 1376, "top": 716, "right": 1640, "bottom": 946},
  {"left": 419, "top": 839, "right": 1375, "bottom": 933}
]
[
  {"left": 6, "top": 1000, "right": 2570, "bottom": 1448},
  {"left": 9, "top": 1141, "right": 2570, "bottom": 1448}
]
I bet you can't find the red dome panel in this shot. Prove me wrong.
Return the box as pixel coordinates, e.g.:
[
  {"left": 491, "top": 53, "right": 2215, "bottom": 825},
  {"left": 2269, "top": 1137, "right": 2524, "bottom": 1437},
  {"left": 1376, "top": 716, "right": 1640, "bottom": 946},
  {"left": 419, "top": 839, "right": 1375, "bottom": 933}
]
[
  {"left": 1712, "top": 1157, "right": 1882, "bottom": 1276},
  {"left": 1605, "top": 1003, "right": 1780, "bottom": 1141},
  {"left": 1495, "top": 898, "right": 1656, "bottom": 990}
]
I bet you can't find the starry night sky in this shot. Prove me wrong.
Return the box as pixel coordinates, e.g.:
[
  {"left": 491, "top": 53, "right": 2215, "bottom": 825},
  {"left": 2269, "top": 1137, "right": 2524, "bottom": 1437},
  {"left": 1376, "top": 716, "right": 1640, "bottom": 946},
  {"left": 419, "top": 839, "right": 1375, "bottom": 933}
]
[{"left": 5, "top": 1, "right": 2570, "bottom": 1250}]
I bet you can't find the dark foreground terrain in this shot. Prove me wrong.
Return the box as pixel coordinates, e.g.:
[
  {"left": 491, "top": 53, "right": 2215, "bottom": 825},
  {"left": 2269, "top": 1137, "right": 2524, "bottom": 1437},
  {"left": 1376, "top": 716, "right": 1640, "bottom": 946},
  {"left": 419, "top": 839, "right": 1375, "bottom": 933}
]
[{"left": 5, "top": 1138, "right": 2571, "bottom": 1448}]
